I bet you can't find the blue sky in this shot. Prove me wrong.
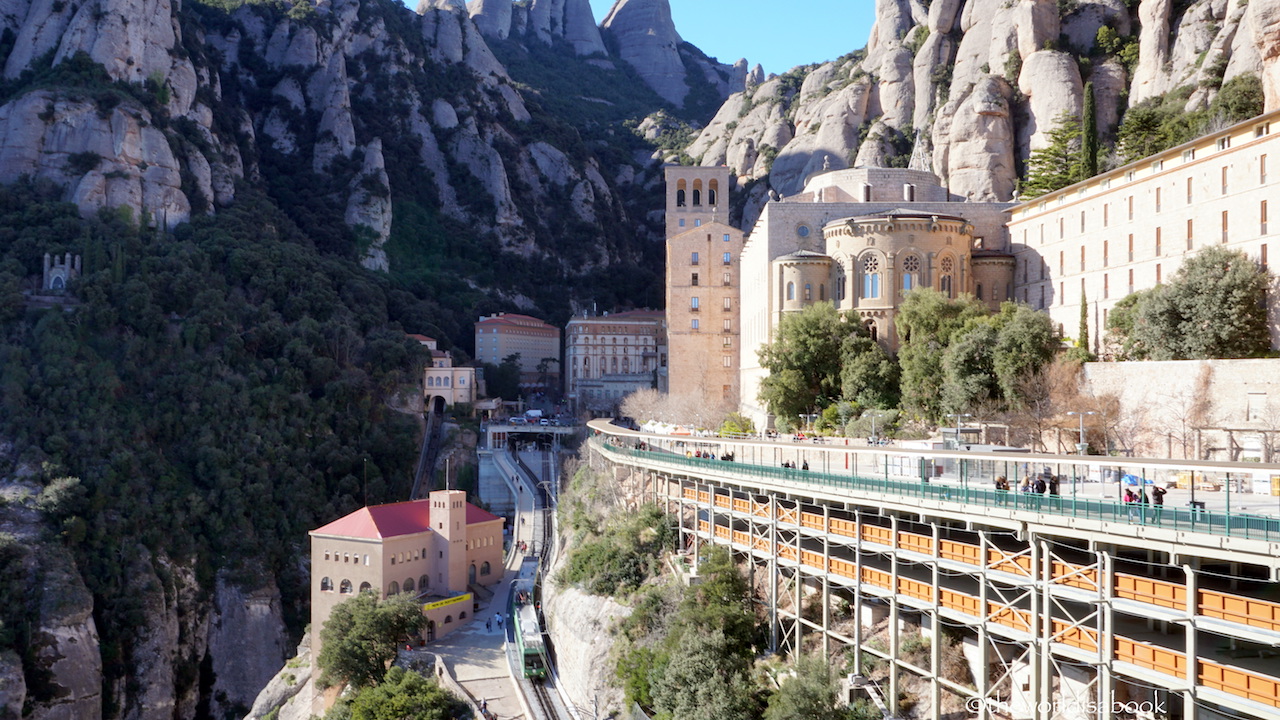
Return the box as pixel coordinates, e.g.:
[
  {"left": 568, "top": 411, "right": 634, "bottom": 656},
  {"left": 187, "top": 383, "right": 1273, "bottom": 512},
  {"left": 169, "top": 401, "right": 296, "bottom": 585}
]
[{"left": 588, "top": 0, "right": 875, "bottom": 77}]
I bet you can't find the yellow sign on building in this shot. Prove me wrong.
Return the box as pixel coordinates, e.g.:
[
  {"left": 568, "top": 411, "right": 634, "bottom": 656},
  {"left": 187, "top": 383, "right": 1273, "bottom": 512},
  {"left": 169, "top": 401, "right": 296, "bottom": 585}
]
[{"left": 423, "top": 593, "right": 472, "bottom": 612}]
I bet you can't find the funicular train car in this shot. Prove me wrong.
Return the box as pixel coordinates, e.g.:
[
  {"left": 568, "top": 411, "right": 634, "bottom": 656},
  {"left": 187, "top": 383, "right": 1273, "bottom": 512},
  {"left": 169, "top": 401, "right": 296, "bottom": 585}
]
[{"left": 512, "top": 559, "right": 547, "bottom": 680}]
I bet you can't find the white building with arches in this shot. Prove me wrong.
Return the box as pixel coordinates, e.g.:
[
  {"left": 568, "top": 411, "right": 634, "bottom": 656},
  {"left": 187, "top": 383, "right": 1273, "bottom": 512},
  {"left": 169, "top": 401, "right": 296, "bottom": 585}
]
[
  {"left": 411, "top": 334, "right": 477, "bottom": 410},
  {"left": 734, "top": 167, "right": 1014, "bottom": 428}
]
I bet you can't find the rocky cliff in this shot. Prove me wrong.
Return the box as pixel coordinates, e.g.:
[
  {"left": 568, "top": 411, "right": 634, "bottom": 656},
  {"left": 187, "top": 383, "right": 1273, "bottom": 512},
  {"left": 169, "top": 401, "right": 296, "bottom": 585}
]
[
  {"left": 0, "top": 0, "right": 713, "bottom": 282},
  {"left": 0, "top": 473, "right": 291, "bottom": 720},
  {"left": 685, "top": 0, "right": 1280, "bottom": 208}
]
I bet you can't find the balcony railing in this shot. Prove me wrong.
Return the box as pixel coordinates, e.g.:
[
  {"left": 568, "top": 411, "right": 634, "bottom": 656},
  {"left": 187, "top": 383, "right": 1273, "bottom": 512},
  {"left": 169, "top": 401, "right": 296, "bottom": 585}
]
[{"left": 599, "top": 442, "right": 1280, "bottom": 543}]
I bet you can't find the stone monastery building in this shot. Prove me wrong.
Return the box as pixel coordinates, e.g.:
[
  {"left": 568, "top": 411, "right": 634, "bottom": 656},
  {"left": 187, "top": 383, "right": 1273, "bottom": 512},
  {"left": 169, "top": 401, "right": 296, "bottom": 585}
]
[
  {"left": 667, "top": 110, "right": 1280, "bottom": 430},
  {"left": 704, "top": 166, "right": 1015, "bottom": 429},
  {"left": 308, "top": 490, "right": 504, "bottom": 657}
]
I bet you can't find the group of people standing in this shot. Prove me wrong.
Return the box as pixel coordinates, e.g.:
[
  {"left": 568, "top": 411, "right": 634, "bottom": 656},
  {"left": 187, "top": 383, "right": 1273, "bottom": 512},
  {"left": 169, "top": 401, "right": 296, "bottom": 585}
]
[
  {"left": 1125, "top": 485, "right": 1167, "bottom": 505},
  {"left": 994, "top": 474, "right": 1059, "bottom": 495}
]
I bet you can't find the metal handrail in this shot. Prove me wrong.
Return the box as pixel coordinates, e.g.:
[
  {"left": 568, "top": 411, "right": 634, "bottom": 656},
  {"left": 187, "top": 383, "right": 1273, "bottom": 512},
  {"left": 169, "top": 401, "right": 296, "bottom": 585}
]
[{"left": 598, "top": 441, "right": 1280, "bottom": 542}]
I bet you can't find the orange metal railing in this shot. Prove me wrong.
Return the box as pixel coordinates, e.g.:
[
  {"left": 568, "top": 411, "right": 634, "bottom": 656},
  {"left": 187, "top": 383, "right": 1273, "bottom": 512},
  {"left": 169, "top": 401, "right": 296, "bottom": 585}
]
[
  {"left": 1114, "top": 637, "right": 1187, "bottom": 679},
  {"left": 1199, "top": 660, "right": 1280, "bottom": 708},
  {"left": 898, "top": 532, "right": 933, "bottom": 555},
  {"left": 1199, "top": 589, "right": 1280, "bottom": 633},
  {"left": 1114, "top": 574, "right": 1186, "bottom": 610},
  {"left": 1051, "top": 619, "right": 1100, "bottom": 653},
  {"left": 939, "top": 540, "right": 981, "bottom": 566},
  {"left": 988, "top": 603, "right": 1033, "bottom": 633}
]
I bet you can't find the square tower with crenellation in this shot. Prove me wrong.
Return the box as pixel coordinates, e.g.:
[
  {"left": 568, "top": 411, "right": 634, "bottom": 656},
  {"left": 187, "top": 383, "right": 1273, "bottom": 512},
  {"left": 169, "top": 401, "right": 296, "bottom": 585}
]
[{"left": 664, "top": 165, "right": 741, "bottom": 422}]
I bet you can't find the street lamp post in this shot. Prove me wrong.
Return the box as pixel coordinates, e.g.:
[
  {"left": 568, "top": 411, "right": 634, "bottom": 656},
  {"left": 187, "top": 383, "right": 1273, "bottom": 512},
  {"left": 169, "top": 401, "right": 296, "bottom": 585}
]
[
  {"left": 947, "top": 413, "right": 972, "bottom": 496},
  {"left": 1066, "top": 410, "right": 1097, "bottom": 502},
  {"left": 946, "top": 413, "right": 972, "bottom": 450},
  {"left": 1066, "top": 411, "right": 1097, "bottom": 455},
  {"left": 866, "top": 410, "right": 887, "bottom": 445}
]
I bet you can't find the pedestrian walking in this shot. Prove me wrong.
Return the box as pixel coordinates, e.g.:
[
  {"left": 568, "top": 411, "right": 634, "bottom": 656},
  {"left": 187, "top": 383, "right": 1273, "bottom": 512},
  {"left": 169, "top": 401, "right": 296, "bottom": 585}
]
[
  {"left": 486, "top": 619, "right": 491, "bottom": 632},
  {"left": 1150, "top": 484, "right": 1167, "bottom": 505}
]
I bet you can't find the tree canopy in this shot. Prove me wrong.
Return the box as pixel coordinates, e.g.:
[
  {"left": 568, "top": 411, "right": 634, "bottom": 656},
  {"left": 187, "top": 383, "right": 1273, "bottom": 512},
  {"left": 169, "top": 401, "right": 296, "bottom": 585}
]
[
  {"left": 332, "top": 666, "right": 469, "bottom": 720},
  {"left": 1021, "top": 110, "right": 1086, "bottom": 198},
  {"left": 316, "top": 580, "right": 428, "bottom": 689},
  {"left": 757, "top": 303, "right": 898, "bottom": 424},
  {"left": 1109, "top": 247, "right": 1271, "bottom": 360}
]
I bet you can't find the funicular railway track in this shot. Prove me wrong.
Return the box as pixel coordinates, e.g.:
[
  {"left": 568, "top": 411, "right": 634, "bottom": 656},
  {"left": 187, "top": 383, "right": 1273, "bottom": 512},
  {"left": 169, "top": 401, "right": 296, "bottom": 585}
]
[{"left": 529, "top": 681, "right": 561, "bottom": 720}]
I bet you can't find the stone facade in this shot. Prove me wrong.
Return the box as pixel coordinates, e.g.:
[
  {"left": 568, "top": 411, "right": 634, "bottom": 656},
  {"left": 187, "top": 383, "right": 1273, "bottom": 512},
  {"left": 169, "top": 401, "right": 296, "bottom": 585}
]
[
  {"left": 664, "top": 166, "right": 742, "bottom": 419},
  {"left": 473, "top": 313, "right": 561, "bottom": 392},
  {"left": 42, "top": 252, "right": 80, "bottom": 292},
  {"left": 735, "top": 166, "right": 1015, "bottom": 429},
  {"left": 1082, "top": 358, "right": 1280, "bottom": 461},
  {"left": 565, "top": 309, "right": 666, "bottom": 415},
  {"left": 1008, "top": 110, "right": 1280, "bottom": 352},
  {"left": 308, "top": 490, "right": 503, "bottom": 659}
]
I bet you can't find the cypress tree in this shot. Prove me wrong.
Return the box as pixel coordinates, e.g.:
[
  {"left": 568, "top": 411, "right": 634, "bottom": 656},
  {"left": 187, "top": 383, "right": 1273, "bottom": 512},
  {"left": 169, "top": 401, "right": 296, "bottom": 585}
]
[
  {"left": 1078, "top": 292, "right": 1089, "bottom": 350},
  {"left": 1083, "top": 81, "right": 1098, "bottom": 178}
]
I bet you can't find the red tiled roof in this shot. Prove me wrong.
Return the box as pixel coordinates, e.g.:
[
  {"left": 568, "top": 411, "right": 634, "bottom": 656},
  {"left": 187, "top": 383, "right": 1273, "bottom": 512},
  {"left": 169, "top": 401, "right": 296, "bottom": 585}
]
[
  {"left": 474, "top": 314, "right": 557, "bottom": 331},
  {"left": 407, "top": 333, "right": 435, "bottom": 343},
  {"left": 312, "top": 498, "right": 500, "bottom": 540},
  {"left": 467, "top": 505, "right": 502, "bottom": 524}
]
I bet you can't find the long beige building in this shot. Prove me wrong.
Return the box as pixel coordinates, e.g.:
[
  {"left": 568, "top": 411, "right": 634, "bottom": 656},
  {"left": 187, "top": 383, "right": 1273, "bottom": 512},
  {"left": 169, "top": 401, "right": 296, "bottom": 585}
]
[
  {"left": 473, "top": 312, "right": 561, "bottom": 392},
  {"left": 665, "top": 166, "right": 743, "bottom": 419},
  {"left": 1008, "top": 110, "right": 1280, "bottom": 353}
]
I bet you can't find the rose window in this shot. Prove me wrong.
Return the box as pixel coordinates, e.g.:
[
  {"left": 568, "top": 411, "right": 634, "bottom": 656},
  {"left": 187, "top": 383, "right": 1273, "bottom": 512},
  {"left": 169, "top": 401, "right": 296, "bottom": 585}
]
[{"left": 902, "top": 255, "right": 920, "bottom": 273}]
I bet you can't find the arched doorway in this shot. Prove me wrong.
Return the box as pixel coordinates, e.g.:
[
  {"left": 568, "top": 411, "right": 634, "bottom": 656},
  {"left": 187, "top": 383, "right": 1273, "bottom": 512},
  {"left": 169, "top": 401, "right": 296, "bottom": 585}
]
[
  {"left": 468, "top": 564, "right": 477, "bottom": 584},
  {"left": 426, "top": 620, "right": 436, "bottom": 642}
]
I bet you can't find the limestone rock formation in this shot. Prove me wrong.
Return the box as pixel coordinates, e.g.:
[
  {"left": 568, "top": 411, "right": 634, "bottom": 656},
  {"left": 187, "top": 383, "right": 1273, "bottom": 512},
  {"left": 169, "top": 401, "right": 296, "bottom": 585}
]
[
  {"left": 1017, "top": 50, "right": 1084, "bottom": 152},
  {"left": 933, "top": 76, "right": 1017, "bottom": 201},
  {"left": 245, "top": 635, "right": 317, "bottom": 720},
  {"left": 346, "top": 138, "right": 394, "bottom": 272},
  {"left": 25, "top": 551, "right": 102, "bottom": 720},
  {"left": 0, "top": 650, "right": 22, "bottom": 719},
  {"left": 600, "top": 0, "right": 688, "bottom": 105},
  {"left": 468, "top": 0, "right": 605, "bottom": 55},
  {"left": 0, "top": 91, "right": 189, "bottom": 227},
  {"left": 207, "top": 577, "right": 290, "bottom": 720},
  {"left": 1249, "top": 0, "right": 1280, "bottom": 108}
]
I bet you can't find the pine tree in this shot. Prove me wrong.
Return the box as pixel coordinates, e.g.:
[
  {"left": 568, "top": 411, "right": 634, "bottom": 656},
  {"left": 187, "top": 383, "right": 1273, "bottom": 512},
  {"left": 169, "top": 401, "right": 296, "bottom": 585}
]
[{"left": 1021, "top": 111, "right": 1085, "bottom": 198}]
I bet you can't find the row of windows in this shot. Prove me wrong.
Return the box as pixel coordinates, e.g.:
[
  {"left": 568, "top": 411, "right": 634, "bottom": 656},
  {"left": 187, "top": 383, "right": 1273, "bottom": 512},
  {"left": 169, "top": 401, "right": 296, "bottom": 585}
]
[
  {"left": 1022, "top": 203, "right": 1269, "bottom": 282},
  {"left": 465, "top": 536, "right": 495, "bottom": 551},
  {"left": 324, "top": 550, "right": 371, "bottom": 565},
  {"left": 570, "top": 335, "right": 655, "bottom": 344},
  {"left": 575, "top": 356, "right": 651, "bottom": 370},
  {"left": 785, "top": 282, "right": 826, "bottom": 302},
  {"left": 674, "top": 178, "right": 720, "bottom": 208},
  {"left": 689, "top": 318, "right": 734, "bottom": 332},
  {"left": 426, "top": 375, "right": 465, "bottom": 387},
  {"left": 1031, "top": 125, "right": 1271, "bottom": 211},
  {"left": 1027, "top": 243, "right": 1270, "bottom": 308},
  {"left": 689, "top": 297, "right": 733, "bottom": 311},
  {"left": 1028, "top": 155, "right": 1270, "bottom": 243},
  {"left": 690, "top": 272, "right": 734, "bottom": 286},
  {"left": 689, "top": 252, "right": 733, "bottom": 265}
]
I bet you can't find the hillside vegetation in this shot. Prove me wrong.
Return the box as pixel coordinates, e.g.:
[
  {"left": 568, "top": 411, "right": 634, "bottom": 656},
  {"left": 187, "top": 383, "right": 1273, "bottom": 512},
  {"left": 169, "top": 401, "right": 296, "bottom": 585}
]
[{"left": 0, "top": 180, "right": 426, "bottom": 700}]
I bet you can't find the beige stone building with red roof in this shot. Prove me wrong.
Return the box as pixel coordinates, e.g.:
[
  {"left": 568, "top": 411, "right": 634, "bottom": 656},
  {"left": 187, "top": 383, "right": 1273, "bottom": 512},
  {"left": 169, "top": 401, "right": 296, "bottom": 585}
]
[{"left": 309, "top": 490, "right": 503, "bottom": 655}]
